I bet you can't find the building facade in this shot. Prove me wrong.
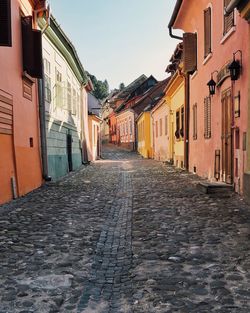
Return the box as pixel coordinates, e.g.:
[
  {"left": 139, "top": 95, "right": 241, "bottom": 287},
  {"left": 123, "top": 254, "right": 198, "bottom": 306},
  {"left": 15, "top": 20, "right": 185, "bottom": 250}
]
[
  {"left": 0, "top": 0, "right": 48, "bottom": 204},
  {"left": 41, "top": 15, "right": 88, "bottom": 179},
  {"left": 151, "top": 98, "right": 170, "bottom": 162},
  {"left": 170, "top": 0, "right": 249, "bottom": 192}
]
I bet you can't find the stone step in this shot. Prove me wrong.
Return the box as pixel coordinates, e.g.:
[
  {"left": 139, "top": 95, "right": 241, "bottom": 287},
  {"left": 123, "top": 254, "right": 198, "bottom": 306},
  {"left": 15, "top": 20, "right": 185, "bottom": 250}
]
[{"left": 197, "top": 182, "right": 234, "bottom": 194}]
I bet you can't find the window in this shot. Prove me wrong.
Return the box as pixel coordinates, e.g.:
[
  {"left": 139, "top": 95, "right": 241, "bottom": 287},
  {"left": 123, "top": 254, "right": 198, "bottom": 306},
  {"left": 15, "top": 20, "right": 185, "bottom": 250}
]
[
  {"left": 183, "top": 32, "right": 197, "bottom": 74},
  {"left": 193, "top": 104, "right": 197, "bottom": 140},
  {"left": 181, "top": 106, "right": 184, "bottom": 138},
  {"left": 175, "top": 111, "right": 180, "bottom": 139},
  {"left": 155, "top": 120, "right": 158, "bottom": 138},
  {"left": 67, "top": 81, "right": 72, "bottom": 112},
  {"left": 204, "top": 96, "right": 211, "bottom": 139},
  {"left": 72, "top": 88, "right": 76, "bottom": 115},
  {"left": 130, "top": 120, "right": 132, "bottom": 135},
  {"left": 0, "top": 0, "right": 12, "bottom": 46},
  {"left": 159, "top": 118, "right": 162, "bottom": 136},
  {"left": 224, "top": 0, "right": 234, "bottom": 35},
  {"left": 44, "top": 59, "right": 51, "bottom": 103},
  {"left": 21, "top": 16, "right": 43, "bottom": 78},
  {"left": 77, "top": 93, "right": 80, "bottom": 116},
  {"left": 55, "top": 69, "right": 63, "bottom": 108},
  {"left": 165, "top": 115, "right": 168, "bottom": 136},
  {"left": 204, "top": 7, "right": 211, "bottom": 58}
]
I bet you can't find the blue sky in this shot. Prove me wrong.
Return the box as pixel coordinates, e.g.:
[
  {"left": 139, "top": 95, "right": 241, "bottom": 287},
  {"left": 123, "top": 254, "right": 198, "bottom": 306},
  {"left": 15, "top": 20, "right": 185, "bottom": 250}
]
[{"left": 50, "top": 0, "right": 179, "bottom": 89}]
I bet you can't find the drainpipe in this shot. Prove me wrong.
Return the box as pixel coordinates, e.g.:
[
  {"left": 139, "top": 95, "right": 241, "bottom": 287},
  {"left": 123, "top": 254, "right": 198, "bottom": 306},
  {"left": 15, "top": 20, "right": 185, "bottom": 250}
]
[
  {"left": 224, "top": 0, "right": 241, "bottom": 15},
  {"left": 184, "top": 74, "right": 190, "bottom": 171},
  {"left": 37, "top": 19, "right": 51, "bottom": 181},
  {"left": 168, "top": 0, "right": 183, "bottom": 41}
]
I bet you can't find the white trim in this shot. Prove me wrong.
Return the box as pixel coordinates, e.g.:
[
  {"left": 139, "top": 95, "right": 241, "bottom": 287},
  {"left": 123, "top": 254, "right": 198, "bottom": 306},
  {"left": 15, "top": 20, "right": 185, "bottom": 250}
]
[
  {"left": 220, "top": 26, "right": 236, "bottom": 44},
  {"left": 202, "top": 52, "right": 213, "bottom": 65},
  {"left": 191, "top": 70, "right": 198, "bottom": 80},
  {"left": 204, "top": 3, "right": 213, "bottom": 59}
]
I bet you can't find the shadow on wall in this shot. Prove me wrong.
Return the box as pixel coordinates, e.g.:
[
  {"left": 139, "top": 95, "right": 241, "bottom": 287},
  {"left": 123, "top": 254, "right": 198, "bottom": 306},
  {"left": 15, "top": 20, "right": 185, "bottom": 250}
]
[{"left": 46, "top": 114, "right": 84, "bottom": 180}]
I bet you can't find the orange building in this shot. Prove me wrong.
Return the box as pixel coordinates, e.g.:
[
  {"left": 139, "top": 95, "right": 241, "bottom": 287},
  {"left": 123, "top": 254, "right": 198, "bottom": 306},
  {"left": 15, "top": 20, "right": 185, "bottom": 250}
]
[
  {"left": 0, "top": 0, "right": 48, "bottom": 204},
  {"left": 169, "top": 0, "right": 249, "bottom": 193}
]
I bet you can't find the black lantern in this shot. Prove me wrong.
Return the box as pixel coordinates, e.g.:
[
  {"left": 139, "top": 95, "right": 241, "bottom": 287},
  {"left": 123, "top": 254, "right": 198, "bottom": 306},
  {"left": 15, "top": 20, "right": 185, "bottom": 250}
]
[
  {"left": 228, "top": 50, "right": 242, "bottom": 81},
  {"left": 207, "top": 70, "right": 218, "bottom": 96},
  {"left": 207, "top": 78, "right": 216, "bottom": 95}
]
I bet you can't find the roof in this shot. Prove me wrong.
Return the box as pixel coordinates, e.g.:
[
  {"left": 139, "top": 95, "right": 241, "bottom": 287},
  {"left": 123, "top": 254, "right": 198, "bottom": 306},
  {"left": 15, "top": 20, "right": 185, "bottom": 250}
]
[
  {"left": 166, "top": 42, "right": 183, "bottom": 74},
  {"left": 132, "top": 78, "right": 170, "bottom": 115},
  {"left": 114, "top": 74, "right": 147, "bottom": 99},
  {"left": 168, "top": 0, "right": 183, "bottom": 29},
  {"left": 40, "top": 15, "right": 88, "bottom": 85},
  {"left": 115, "top": 75, "right": 158, "bottom": 114}
]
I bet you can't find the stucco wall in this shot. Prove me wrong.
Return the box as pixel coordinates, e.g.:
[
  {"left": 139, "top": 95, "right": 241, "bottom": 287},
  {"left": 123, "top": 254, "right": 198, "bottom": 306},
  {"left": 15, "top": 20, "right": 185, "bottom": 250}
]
[
  {"left": 174, "top": 0, "right": 249, "bottom": 191},
  {"left": 42, "top": 24, "right": 83, "bottom": 179},
  {"left": 0, "top": 0, "right": 43, "bottom": 204}
]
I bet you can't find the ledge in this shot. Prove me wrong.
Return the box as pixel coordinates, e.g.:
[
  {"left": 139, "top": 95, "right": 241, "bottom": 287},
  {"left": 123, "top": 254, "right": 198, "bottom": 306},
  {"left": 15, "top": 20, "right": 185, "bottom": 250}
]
[
  {"left": 22, "top": 71, "right": 36, "bottom": 84},
  {"left": 220, "top": 26, "right": 236, "bottom": 45},
  {"left": 190, "top": 70, "right": 198, "bottom": 80},
  {"left": 203, "top": 52, "right": 213, "bottom": 66}
]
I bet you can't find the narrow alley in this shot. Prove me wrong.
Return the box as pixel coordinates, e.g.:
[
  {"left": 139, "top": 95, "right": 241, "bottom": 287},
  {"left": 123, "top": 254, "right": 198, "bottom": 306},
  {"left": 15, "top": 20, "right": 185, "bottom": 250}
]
[{"left": 0, "top": 145, "right": 250, "bottom": 313}]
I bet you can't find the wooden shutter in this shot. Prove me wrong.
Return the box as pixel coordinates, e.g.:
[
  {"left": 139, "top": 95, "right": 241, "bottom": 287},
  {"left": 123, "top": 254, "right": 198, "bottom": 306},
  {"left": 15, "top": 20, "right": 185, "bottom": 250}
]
[
  {"left": 224, "top": 0, "right": 234, "bottom": 34},
  {"left": 183, "top": 33, "right": 197, "bottom": 74},
  {"left": 204, "top": 97, "right": 211, "bottom": 139},
  {"left": 204, "top": 8, "right": 211, "bottom": 58},
  {"left": 193, "top": 104, "right": 197, "bottom": 140},
  {"left": 0, "top": 0, "right": 12, "bottom": 46},
  {"left": 21, "top": 16, "right": 43, "bottom": 78}
]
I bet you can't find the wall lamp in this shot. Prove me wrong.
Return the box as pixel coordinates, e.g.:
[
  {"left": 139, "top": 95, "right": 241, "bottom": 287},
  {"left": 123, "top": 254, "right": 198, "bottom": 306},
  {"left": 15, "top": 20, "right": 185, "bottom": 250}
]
[
  {"left": 207, "top": 70, "right": 218, "bottom": 96},
  {"left": 228, "top": 50, "right": 242, "bottom": 81}
]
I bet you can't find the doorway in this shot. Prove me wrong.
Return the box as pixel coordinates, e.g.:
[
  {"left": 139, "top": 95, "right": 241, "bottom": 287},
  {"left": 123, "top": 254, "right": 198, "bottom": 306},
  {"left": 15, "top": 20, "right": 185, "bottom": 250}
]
[
  {"left": 67, "top": 132, "right": 73, "bottom": 172},
  {"left": 221, "top": 88, "right": 233, "bottom": 184}
]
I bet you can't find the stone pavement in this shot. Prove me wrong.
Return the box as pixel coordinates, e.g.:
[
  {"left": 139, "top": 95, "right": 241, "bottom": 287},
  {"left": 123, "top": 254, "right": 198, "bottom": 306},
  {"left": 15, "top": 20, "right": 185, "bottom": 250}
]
[{"left": 0, "top": 145, "right": 250, "bottom": 312}]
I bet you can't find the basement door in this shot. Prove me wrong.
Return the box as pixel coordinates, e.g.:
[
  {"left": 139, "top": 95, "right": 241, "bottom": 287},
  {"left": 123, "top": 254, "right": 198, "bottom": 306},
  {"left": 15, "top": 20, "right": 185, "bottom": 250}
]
[
  {"left": 67, "top": 133, "right": 73, "bottom": 172},
  {"left": 221, "top": 88, "right": 233, "bottom": 184}
]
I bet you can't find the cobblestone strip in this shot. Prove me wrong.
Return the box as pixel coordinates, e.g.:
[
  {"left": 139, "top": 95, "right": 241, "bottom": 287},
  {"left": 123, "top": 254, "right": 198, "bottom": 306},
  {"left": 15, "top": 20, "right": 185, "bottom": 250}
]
[{"left": 78, "top": 171, "right": 133, "bottom": 313}]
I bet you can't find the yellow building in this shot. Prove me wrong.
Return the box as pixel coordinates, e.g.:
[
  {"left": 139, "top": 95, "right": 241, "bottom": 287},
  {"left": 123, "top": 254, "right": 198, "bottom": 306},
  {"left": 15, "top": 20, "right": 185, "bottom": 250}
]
[
  {"left": 167, "top": 73, "right": 185, "bottom": 168},
  {"left": 164, "top": 43, "right": 185, "bottom": 168},
  {"left": 137, "top": 111, "right": 152, "bottom": 158}
]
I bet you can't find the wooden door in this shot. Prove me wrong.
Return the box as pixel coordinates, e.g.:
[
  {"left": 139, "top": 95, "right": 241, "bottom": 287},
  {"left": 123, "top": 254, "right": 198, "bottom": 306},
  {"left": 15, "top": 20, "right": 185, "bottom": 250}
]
[
  {"left": 67, "top": 133, "right": 73, "bottom": 172},
  {"left": 221, "top": 89, "right": 233, "bottom": 184}
]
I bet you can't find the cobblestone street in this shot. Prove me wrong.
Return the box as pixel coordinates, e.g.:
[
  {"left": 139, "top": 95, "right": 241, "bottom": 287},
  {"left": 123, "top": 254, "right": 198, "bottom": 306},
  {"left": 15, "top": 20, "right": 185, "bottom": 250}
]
[{"left": 1, "top": 145, "right": 250, "bottom": 312}]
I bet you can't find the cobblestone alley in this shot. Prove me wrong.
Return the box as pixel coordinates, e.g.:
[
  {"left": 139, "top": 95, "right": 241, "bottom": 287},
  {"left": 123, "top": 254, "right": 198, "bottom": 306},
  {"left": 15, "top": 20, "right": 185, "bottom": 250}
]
[{"left": 0, "top": 145, "right": 250, "bottom": 313}]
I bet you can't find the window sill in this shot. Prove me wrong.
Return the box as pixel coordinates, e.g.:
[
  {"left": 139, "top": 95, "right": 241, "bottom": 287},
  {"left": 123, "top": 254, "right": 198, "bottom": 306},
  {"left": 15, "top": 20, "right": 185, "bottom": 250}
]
[
  {"left": 220, "top": 26, "right": 236, "bottom": 45},
  {"left": 203, "top": 52, "right": 213, "bottom": 66},
  {"left": 22, "top": 71, "right": 35, "bottom": 84},
  {"left": 191, "top": 70, "right": 198, "bottom": 80}
]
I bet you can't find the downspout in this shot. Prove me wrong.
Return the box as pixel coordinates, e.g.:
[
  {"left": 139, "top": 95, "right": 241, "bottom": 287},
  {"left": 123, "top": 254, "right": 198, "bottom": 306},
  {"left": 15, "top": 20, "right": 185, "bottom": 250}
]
[
  {"left": 168, "top": 0, "right": 183, "bottom": 41},
  {"left": 184, "top": 74, "right": 190, "bottom": 170},
  {"left": 38, "top": 20, "right": 51, "bottom": 181},
  {"left": 224, "top": 0, "right": 241, "bottom": 15}
]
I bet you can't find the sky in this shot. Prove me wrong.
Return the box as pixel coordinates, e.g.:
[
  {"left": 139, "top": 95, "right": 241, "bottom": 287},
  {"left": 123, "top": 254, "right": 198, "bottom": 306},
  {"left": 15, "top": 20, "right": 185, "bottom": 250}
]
[{"left": 50, "top": 0, "right": 180, "bottom": 90}]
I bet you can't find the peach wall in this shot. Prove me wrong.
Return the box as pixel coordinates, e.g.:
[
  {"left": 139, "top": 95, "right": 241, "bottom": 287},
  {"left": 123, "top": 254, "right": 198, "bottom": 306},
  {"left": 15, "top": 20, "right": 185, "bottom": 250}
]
[
  {"left": 174, "top": 0, "right": 249, "bottom": 192},
  {"left": 0, "top": 0, "right": 42, "bottom": 203}
]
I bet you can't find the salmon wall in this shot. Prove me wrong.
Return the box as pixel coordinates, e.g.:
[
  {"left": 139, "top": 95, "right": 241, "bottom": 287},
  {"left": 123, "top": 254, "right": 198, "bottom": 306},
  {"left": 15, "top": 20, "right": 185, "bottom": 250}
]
[
  {"left": 174, "top": 0, "right": 249, "bottom": 191},
  {"left": 0, "top": 0, "right": 42, "bottom": 203}
]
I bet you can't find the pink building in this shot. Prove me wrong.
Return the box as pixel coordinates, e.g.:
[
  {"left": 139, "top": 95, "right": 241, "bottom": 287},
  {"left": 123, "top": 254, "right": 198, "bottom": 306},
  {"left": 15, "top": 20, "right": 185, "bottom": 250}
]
[
  {"left": 0, "top": 0, "right": 48, "bottom": 204},
  {"left": 169, "top": 0, "right": 249, "bottom": 193}
]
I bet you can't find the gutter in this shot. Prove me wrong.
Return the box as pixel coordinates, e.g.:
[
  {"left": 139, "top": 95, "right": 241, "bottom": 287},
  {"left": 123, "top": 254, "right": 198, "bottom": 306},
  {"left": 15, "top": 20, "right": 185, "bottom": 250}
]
[
  {"left": 168, "top": 0, "right": 183, "bottom": 40},
  {"left": 224, "top": 0, "right": 241, "bottom": 15}
]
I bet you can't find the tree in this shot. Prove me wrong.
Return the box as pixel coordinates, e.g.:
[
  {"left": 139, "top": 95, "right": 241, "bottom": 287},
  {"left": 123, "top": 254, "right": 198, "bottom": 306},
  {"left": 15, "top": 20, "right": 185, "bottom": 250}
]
[
  {"left": 86, "top": 72, "right": 109, "bottom": 100},
  {"left": 119, "top": 82, "right": 125, "bottom": 90}
]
